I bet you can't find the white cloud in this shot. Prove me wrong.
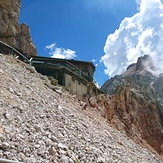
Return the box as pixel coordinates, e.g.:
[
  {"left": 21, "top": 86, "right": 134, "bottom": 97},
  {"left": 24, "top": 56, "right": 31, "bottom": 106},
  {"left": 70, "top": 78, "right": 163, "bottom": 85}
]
[
  {"left": 45, "top": 43, "right": 56, "bottom": 51},
  {"left": 92, "top": 59, "right": 99, "bottom": 67},
  {"left": 92, "top": 59, "right": 96, "bottom": 62},
  {"left": 101, "top": 0, "right": 163, "bottom": 77},
  {"left": 45, "top": 43, "right": 77, "bottom": 59}
]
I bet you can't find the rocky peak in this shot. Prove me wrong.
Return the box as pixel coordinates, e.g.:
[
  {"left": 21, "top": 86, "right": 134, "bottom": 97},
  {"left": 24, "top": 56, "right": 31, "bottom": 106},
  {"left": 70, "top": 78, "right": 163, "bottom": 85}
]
[
  {"left": 0, "top": 0, "right": 37, "bottom": 56},
  {"left": 136, "top": 55, "right": 155, "bottom": 71},
  {"left": 123, "top": 55, "right": 155, "bottom": 77}
]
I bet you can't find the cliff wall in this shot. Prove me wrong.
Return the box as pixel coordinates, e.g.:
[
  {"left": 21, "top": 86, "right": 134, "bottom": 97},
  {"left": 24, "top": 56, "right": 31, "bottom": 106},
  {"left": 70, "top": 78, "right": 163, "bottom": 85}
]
[
  {"left": 93, "top": 55, "right": 163, "bottom": 157},
  {"left": 0, "top": 0, "right": 37, "bottom": 56}
]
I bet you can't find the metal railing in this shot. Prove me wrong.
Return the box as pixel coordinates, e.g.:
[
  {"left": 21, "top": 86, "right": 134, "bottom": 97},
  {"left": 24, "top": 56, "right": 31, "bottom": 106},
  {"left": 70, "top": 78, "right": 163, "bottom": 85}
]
[
  {"left": 0, "top": 158, "right": 24, "bottom": 163},
  {"left": 0, "top": 41, "right": 29, "bottom": 62},
  {"left": 0, "top": 40, "right": 94, "bottom": 82},
  {"left": 31, "top": 59, "right": 93, "bottom": 82}
]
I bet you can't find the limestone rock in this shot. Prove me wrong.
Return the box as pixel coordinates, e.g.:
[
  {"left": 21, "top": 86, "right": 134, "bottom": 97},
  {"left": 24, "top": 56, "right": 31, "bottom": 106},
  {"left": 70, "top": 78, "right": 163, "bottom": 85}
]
[
  {"left": 0, "top": 0, "right": 37, "bottom": 56},
  {"left": 101, "top": 55, "right": 163, "bottom": 155},
  {"left": 89, "top": 97, "right": 97, "bottom": 108},
  {"left": 0, "top": 142, "right": 10, "bottom": 149},
  {"left": 0, "top": 54, "right": 162, "bottom": 162},
  {"left": 136, "top": 55, "right": 155, "bottom": 71},
  {"left": 58, "top": 143, "right": 68, "bottom": 151}
]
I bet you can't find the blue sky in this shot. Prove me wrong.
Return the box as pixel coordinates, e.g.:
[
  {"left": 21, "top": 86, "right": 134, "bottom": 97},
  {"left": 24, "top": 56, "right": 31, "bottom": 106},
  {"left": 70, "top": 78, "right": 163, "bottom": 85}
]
[{"left": 19, "top": 0, "right": 163, "bottom": 86}]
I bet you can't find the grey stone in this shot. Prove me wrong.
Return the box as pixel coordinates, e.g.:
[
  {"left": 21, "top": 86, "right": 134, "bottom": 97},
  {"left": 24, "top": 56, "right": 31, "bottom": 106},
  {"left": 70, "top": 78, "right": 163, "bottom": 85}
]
[
  {"left": 34, "top": 124, "right": 44, "bottom": 132},
  {"left": 0, "top": 55, "right": 162, "bottom": 163},
  {"left": 4, "top": 113, "right": 11, "bottom": 120},
  {"left": 48, "top": 147, "right": 56, "bottom": 156},
  {"left": 0, "top": 142, "right": 10, "bottom": 149},
  {"left": 9, "top": 88, "right": 14, "bottom": 94},
  {"left": 51, "top": 135, "right": 58, "bottom": 142},
  {"left": 60, "top": 155, "right": 69, "bottom": 163},
  {"left": 14, "top": 91, "right": 22, "bottom": 96},
  {"left": 0, "top": 69, "right": 4, "bottom": 74},
  {"left": 58, "top": 143, "right": 68, "bottom": 151}
]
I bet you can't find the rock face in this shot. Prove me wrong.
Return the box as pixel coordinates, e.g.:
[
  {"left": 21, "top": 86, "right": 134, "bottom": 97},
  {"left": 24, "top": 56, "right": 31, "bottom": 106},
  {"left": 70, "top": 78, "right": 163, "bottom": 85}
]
[
  {"left": 0, "top": 54, "right": 162, "bottom": 162},
  {"left": 0, "top": 0, "right": 37, "bottom": 56},
  {"left": 101, "top": 55, "right": 163, "bottom": 156},
  {"left": 136, "top": 55, "right": 155, "bottom": 71}
]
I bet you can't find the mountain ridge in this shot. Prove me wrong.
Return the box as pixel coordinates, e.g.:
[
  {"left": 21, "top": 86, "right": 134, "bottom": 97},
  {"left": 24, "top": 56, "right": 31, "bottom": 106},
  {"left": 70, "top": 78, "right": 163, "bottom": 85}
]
[{"left": 101, "top": 55, "right": 163, "bottom": 157}]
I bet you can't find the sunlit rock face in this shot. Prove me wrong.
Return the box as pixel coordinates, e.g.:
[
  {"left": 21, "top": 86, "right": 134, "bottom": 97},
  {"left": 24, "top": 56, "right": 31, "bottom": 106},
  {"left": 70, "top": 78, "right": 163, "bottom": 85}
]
[
  {"left": 0, "top": 0, "right": 37, "bottom": 56},
  {"left": 101, "top": 55, "right": 163, "bottom": 155}
]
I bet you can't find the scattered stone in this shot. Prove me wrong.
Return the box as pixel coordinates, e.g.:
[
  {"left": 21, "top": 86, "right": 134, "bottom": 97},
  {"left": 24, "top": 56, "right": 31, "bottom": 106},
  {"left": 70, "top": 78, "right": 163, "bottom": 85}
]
[
  {"left": 48, "top": 147, "right": 56, "bottom": 156},
  {"left": 51, "top": 135, "right": 58, "bottom": 142},
  {"left": 0, "top": 142, "right": 10, "bottom": 149},
  {"left": 89, "top": 97, "right": 97, "bottom": 108},
  {"left": 58, "top": 143, "right": 68, "bottom": 151},
  {"left": 17, "top": 106, "right": 24, "bottom": 112},
  {"left": 25, "top": 65, "right": 37, "bottom": 73},
  {"left": 0, "top": 69, "right": 4, "bottom": 74},
  {"left": 59, "top": 155, "right": 69, "bottom": 163},
  {"left": 4, "top": 126, "right": 12, "bottom": 133},
  {"left": 9, "top": 88, "right": 14, "bottom": 94},
  {"left": 55, "top": 89, "right": 63, "bottom": 95},
  {"left": 0, "top": 134, "right": 4, "bottom": 140},
  {"left": 34, "top": 124, "right": 44, "bottom": 132},
  {"left": 14, "top": 91, "right": 22, "bottom": 96},
  {"left": 3, "top": 113, "right": 11, "bottom": 120},
  {"left": 97, "top": 156, "right": 106, "bottom": 163},
  {"left": 0, "top": 55, "right": 162, "bottom": 163}
]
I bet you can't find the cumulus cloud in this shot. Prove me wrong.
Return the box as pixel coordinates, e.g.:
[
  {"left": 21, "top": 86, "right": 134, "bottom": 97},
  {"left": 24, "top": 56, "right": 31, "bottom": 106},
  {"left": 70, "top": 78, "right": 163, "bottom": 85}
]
[
  {"left": 45, "top": 43, "right": 77, "bottom": 59},
  {"left": 101, "top": 0, "right": 163, "bottom": 77}
]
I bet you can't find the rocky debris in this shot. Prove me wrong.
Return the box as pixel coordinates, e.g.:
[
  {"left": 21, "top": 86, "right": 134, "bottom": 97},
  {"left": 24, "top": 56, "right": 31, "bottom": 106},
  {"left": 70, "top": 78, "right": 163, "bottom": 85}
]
[
  {"left": 0, "top": 55, "right": 162, "bottom": 162},
  {"left": 0, "top": 142, "right": 10, "bottom": 149},
  {"left": 100, "top": 55, "right": 163, "bottom": 158},
  {"left": 0, "top": 0, "right": 37, "bottom": 56}
]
